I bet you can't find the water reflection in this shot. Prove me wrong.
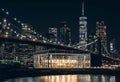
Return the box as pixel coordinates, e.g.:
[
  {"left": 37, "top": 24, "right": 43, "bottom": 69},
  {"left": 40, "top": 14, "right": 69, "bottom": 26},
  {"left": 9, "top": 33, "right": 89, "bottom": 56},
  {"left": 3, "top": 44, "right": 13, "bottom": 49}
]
[{"left": 6, "top": 75, "right": 116, "bottom": 82}]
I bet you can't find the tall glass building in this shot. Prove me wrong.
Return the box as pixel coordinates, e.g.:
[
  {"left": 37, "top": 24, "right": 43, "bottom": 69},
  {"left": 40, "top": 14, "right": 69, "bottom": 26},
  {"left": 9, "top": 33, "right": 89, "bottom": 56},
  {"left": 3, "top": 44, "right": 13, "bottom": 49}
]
[{"left": 79, "top": 1, "right": 87, "bottom": 50}]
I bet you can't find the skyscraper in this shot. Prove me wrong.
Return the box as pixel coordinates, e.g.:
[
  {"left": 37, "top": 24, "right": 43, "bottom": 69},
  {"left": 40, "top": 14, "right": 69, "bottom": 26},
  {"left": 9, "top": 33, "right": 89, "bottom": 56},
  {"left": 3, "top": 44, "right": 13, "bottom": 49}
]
[
  {"left": 48, "top": 27, "right": 57, "bottom": 42},
  {"left": 79, "top": 1, "right": 87, "bottom": 49},
  {"left": 60, "top": 21, "right": 71, "bottom": 45},
  {"left": 96, "top": 21, "right": 107, "bottom": 54}
]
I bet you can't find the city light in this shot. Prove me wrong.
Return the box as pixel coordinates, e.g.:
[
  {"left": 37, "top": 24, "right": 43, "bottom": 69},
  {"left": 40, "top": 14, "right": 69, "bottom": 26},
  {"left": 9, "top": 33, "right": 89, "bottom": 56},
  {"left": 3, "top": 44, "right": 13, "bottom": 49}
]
[
  {"left": 3, "top": 18, "right": 7, "bottom": 22},
  {"left": 14, "top": 31, "right": 16, "bottom": 34},
  {"left": 17, "top": 21, "right": 21, "bottom": 23},
  {"left": 21, "top": 23, "right": 24, "bottom": 26},
  {"left": 25, "top": 25, "right": 28, "bottom": 28},
  {"left": 14, "top": 18, "right": 17, "bottom": 21},
  {"left": 32, "top": 38, "right": 37, "bottom": 41},
  {"left": 16, "top": 34, "right": 19, "bottom": 37},
  {"left": 6, "top": 27, "right": 10, "bottom": 29},
  {"left": 6, "top": 12, "right": 9, "bottom": 15},
  {"left": 8, "top": 23, "right": 11, "bottom": 26},
  {"left": 10, "top": 29, "right": 13, "bottom": 32},
  {"left": 1, "top": 8, "right": 5, "bottom": 11}
]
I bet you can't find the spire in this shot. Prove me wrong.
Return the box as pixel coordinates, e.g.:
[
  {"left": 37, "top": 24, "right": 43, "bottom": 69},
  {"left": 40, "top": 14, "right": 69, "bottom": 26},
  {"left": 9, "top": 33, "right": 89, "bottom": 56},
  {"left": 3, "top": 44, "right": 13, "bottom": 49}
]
[{"left": 82, "top": 0, "right": 84, "bottom": 16}]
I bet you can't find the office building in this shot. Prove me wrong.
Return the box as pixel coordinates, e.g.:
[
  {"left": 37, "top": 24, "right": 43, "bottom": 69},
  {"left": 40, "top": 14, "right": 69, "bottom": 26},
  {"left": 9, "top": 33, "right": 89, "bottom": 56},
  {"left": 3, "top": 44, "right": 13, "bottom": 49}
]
[
  {"left": 79, "top": 1, "right": 87, "bottom": 49},
  {"left": 96, "top": 21, "right": 107, "bottom": 54},
  {"left": 48, "top": 27, "right": 57, "bottom": 42},
  {"left": 60, "top": 21, "right": 71, "bottom": 45}
]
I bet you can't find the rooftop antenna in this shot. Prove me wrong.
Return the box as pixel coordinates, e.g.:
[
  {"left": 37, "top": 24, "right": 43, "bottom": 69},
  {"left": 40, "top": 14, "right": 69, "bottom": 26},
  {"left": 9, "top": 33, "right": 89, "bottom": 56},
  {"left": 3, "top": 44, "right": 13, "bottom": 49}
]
[{"left": 82, "top": 0, "right": 84, "bottom": 16}]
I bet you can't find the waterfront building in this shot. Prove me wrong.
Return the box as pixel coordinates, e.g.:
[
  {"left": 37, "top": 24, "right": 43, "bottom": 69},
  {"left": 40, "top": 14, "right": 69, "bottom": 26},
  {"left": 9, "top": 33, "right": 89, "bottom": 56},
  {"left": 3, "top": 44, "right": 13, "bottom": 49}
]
[
  {"left": 34, "top": 50, "right": 90, "bottom": 68},
  {"left": 96, "top": 21, "right": 107, "bottom": 54},
  {"left": 79, "top": 1, "right": 87, "bottom": 50},
  {"left": 48, "top": 27, "right": 57, "bottom": 42},
  {"left": 60, "top": 21, "right": 71, "bottom": 45}
]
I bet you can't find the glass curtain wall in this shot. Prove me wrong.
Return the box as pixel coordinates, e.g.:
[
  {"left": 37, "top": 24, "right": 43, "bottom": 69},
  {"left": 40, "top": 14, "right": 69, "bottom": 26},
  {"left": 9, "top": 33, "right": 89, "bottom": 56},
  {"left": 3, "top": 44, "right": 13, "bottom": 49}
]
[{"left": 34, "top": 53, "right": 90, "bottom": 68}]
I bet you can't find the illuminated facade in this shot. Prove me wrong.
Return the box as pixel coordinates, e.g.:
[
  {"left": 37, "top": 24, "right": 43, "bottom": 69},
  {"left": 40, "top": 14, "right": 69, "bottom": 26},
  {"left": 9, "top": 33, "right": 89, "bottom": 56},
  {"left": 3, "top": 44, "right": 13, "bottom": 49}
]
[
  {"left": 79, "top": 1, "right": 87, "bottom": 49},
  {"left": 34, "top": 51, "right": 90, "bottom": 68}
]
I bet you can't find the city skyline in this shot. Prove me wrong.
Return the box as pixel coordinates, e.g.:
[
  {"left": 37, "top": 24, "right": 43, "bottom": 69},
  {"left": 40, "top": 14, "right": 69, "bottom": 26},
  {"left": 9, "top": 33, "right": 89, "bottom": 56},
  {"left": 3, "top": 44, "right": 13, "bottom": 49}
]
[
  {"left": 0, "top": 1, "right": 120, "bottom": 81},
  {"left": 0, "top": 0, "right": 120, "bottom": 45}
]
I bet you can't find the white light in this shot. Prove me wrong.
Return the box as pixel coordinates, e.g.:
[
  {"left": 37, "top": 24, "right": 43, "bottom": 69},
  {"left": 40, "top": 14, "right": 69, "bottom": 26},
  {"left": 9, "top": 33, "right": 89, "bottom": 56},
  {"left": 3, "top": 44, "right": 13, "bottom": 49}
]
[
  {"left": 3, "top": 19, "right": 7, "bottom": 22},
  {"left": 10, "top": 29, "right": 13, "bottom": 32},
  {"left": 18, "top": 21, "right": 21, "bottom": 23},
  {"left": 5, "top": 34, "right": 8, "bottom": 37},
  {"left": 34, "top": 32, "right": 36, "bottom": 34},
  {"left": 8, "top": 23, "right": 11, "bottom": 26},
  {"left": 7, "top": 27, "right": 10, "bottom": 29},
  {"left": 32, "top": 38, "right": 37, "bottom": 41},
  {"left": 25, "top": 25, "right": 28, "bottom": 28},
  {"left": 28, "top": 28, "right": 31, "bottom": 30},
  {"left": 2, "top": 8, "right": 4, "bottom": 11},
  {"left": 40, "top": 35, "right": 42, "bottom": 37},
  {"left": 58, "top": 41, "right": 60, "bottom": 44},
  {"left": 6, "top": 12, "right": 9, "bottom": 15},
  {"left": 5, "top": 32, "right": 9, "bottom": 35},
  {"left": 43, "top": 40, "right": 46, "bottom": 43},
  {"left": 29, "top": 36, "right": 32, "bottom": 38},
  {"left": 14, "top": 31, "right": 16, "bottom": 33},
  {"left": 20, "top": 35, "right": 26, "bottom": 39},
  {"left": 21, "top": 23, "right": 24, "bottom": 26},
  {"left": 0, "top": 22, "right": 2, "bottom": 25},
  {"left": 16, "top": 34, "right": 19, "bottom": 37},
  {"left": 14, "top": 18, "right": 17, "bottom": 21}
]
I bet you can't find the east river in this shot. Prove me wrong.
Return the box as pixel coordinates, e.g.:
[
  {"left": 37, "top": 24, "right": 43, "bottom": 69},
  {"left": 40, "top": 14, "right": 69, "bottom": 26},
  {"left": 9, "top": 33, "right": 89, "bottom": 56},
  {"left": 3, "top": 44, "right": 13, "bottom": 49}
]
[{"left": 4, "top": 74, "right": 119, "bottom": 82}]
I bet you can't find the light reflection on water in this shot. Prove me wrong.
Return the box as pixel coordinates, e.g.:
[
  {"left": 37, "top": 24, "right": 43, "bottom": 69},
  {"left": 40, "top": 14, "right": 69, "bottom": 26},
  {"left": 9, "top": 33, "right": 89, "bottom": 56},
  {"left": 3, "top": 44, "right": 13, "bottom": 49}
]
[{"left": 5, "top": 75, "right": 116, "bottom": 82}]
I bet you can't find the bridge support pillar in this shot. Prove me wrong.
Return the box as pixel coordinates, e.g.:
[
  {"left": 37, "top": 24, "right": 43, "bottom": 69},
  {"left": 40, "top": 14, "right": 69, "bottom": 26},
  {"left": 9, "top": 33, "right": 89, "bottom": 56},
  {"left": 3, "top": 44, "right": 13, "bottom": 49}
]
[{"left": 91, "top": 37, "right": 102, "bottom": 67}]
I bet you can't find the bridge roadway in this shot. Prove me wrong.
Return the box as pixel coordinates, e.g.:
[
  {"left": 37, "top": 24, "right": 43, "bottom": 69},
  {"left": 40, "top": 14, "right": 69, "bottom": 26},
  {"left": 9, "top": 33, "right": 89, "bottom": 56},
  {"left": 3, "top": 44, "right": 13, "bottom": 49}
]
[
  {"left": 0, "top": 34, "right": 120, "bottom": 63},
  {"left": 0, "top": 34, "right": 89, "bottom": 52}
]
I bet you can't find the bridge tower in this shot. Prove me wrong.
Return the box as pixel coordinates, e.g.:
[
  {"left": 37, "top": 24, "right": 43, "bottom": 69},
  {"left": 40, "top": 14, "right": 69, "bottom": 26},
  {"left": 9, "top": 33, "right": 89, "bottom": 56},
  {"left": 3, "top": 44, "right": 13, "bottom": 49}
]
[
  {"left": 96, "top": 21, "right": 107, "bottom": 54},
  {"left": 91, "top": 37, "right": 102, "bottom": 67}
]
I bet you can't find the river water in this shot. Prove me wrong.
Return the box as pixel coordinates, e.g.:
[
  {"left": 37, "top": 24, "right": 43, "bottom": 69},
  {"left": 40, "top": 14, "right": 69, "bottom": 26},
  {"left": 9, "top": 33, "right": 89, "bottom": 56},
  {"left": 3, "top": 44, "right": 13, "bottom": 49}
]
[{"left": 4, "top": 74, "right": 119, "bottom": 82}]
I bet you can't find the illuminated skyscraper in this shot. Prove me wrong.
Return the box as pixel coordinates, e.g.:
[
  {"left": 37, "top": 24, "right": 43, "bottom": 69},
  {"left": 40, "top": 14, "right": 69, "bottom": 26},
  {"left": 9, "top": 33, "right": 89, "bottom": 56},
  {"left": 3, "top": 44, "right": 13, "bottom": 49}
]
[
  {"left": 96, "top": 21, "right": 107, "bottom": 54},
  {"left": 79, "top": 1, "right": 87, "bottom": 49}
]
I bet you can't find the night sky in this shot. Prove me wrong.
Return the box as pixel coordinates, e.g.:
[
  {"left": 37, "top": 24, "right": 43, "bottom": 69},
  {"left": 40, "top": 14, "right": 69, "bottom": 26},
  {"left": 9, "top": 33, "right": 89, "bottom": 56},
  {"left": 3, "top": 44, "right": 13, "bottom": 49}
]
[{"left": 0, "top": 0, "right": 120, "bottom": 47}]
